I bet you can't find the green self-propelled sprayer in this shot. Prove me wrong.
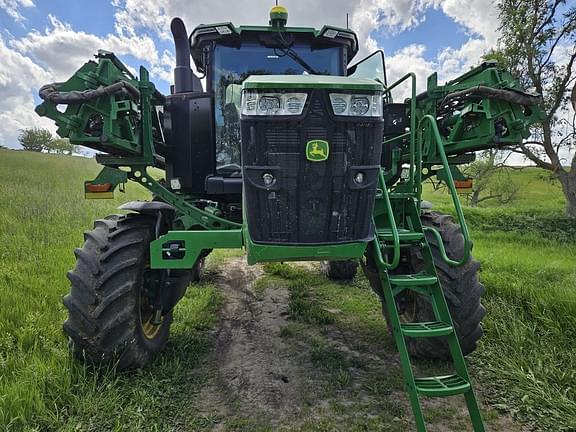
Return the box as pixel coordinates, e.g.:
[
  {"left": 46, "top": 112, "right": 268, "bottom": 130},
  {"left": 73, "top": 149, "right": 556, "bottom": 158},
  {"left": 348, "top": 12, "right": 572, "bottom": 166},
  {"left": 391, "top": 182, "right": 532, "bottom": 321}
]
[{"left": 36, "top": 6, "right": 542, "bottom": 431}]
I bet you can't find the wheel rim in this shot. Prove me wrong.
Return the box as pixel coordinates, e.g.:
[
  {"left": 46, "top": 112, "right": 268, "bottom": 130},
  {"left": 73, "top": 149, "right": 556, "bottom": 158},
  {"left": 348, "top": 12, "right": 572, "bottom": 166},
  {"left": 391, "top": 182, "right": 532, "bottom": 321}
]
[
  {"left": 139, "top": 294, "right": 163, "bottom": 339},
  {"left": 140, "top": 268, "right": 164, "bottom": 339}
]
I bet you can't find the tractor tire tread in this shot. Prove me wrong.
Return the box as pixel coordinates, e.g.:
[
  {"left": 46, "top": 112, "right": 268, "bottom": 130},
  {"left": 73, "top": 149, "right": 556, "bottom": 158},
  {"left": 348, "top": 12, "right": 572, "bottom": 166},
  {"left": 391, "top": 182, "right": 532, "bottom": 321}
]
[
  {"left": 321, "top": 260, "right": 359, "bottom": 281},
  {"left": 366, "top": 211, "right": 485, "bottom": 360},
  {"left": 63, "top": 213, "right": 171, "bottom": 369}
]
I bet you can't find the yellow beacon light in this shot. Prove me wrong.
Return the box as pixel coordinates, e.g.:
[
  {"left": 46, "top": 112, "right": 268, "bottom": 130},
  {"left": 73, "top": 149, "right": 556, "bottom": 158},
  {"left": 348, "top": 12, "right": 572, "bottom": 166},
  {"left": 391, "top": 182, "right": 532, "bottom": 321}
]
[{"left": 269, "top": 5, "right": 288, "bottom": 27}]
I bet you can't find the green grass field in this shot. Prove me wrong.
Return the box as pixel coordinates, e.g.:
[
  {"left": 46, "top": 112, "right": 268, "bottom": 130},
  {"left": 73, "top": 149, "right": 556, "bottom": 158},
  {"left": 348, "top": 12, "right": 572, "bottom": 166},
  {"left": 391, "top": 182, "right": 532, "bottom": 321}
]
[{"left": 0, "top": 149, "right": 575, "bottom": 431}]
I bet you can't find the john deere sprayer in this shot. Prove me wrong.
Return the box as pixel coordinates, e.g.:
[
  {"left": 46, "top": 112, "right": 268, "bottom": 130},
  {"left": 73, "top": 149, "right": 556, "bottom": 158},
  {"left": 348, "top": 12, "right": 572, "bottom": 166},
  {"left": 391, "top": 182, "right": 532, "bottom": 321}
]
[{"left": 36, "top": 6, "right": 542, "bottom": 431}]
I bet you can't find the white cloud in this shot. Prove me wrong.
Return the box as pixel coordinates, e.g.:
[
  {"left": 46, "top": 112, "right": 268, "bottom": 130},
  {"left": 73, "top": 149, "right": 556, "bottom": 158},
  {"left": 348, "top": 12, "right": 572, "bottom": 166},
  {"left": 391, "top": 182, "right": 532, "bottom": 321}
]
[
  {"left": 385, "top": 44, "right": 435, "bottom": 99},
  {"left": 0, "top": 0, "right": 509, "bottom": 149},
  {"left": 150, "top": 49, "right": 175, "bottom": 83},
  {"left": 438, "top": 0, "right": 499, "bottom": 43},
  {"left": 384, "top": 38, "right": 495, "bottom": 101},
  {"left": 0, "top": 35, "right": 55, "bottom": 147},
  {"left": 0, "top": 15, "right": 166, "bottom": 147},
  {"left": 109, "top": 0, "right": 440, "bottom": 60},
  {"left": 352, "top": 0, "right": 439, "bottom": 58},
  {"left": 0, "top": 0, "right": 34, "bottom": 23},
  {"left": 10, "top": 15, "right": 160, "bottom": 81},
  {"left": 379, "top": 0, "right": 500, "bottom": 99},
  {"left": 114, "top": 0, "right": 171, "bottom": 40}
]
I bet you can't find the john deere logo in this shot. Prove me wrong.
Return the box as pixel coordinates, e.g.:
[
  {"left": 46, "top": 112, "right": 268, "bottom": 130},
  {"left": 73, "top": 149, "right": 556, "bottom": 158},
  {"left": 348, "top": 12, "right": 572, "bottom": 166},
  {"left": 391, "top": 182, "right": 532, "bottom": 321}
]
[{"left": 306, "top": 140, "right": 329, "bottom": 162}]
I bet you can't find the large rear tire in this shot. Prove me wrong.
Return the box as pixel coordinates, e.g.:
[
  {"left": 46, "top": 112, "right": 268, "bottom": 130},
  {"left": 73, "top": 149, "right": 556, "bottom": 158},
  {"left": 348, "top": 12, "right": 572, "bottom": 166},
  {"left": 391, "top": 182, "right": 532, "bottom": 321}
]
[
  {"left": 364, "top": 211, "right": 485, "bottom": 360},
  {"left": 321, "top": 260, "right": 359, "bottom": 281},
  {"left": 63, "top": 214, "right": 173, "bottom": 369}
]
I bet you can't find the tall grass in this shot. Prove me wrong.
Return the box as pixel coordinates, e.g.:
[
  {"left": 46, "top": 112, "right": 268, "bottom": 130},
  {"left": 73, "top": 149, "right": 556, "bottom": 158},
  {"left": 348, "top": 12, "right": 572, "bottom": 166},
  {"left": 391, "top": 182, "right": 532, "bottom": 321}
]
[
  {"left": 422, "top": 168, "right": 576, "bottom": 428},
  {"left": 422, "top": 166, "right": 566, "bottom": 212},
  {"left": 0, "top": 150, "right": 221, "bottom": 430},
  {"left": 469, "top": 230, "right": 576, "bottom": 430},
  {"left": 1, "top": 149, "right": 575, "bottom": 430}
]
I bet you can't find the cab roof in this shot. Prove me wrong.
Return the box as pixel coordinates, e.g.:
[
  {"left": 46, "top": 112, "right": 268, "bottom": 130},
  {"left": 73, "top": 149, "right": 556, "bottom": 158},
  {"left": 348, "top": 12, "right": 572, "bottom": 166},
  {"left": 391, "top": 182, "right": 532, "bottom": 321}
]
[{"left": 189, "top": 22, "right": 359, "bottom": 74}]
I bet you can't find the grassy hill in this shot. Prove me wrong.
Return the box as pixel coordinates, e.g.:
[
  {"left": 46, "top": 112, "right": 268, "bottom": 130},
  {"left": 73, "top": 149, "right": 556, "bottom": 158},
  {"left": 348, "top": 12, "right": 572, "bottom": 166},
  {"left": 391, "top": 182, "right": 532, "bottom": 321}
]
[
  {"left": 0, "top": 149, "right": 575, "bottom": 431},
  {"left": 423, "top": 166, "right": 567, "bottom": 213}
]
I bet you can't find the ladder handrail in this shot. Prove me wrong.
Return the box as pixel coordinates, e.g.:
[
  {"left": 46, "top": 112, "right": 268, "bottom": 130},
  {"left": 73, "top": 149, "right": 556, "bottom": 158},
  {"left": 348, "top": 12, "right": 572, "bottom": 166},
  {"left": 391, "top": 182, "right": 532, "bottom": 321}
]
[
  {"left": 383, "top": 72, "right": 417, "bottom": 190},
  {"left": 418, "top": 114, "right": 471, "bottom": 267},
  {"left": 373, "top": 170, "right": 401, "bottom": 270}
]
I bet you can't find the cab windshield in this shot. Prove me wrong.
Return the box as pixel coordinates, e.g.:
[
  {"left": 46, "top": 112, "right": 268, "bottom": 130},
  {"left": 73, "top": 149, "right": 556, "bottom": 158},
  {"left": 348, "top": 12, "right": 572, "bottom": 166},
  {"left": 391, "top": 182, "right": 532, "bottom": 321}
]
[{"left": 212, "top": 43, "right": 343, "bottom": 175}]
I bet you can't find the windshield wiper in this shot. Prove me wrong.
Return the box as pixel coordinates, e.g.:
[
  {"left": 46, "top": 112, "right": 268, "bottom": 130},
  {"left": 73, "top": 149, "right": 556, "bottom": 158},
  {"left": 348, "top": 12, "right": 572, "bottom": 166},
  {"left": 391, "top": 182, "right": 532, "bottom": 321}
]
[
  {"left": 278, "top": 47, "right": 319, "bottom": 75},
  {"left": 273, "top": 32, "right": 319, "bottom": 75}
]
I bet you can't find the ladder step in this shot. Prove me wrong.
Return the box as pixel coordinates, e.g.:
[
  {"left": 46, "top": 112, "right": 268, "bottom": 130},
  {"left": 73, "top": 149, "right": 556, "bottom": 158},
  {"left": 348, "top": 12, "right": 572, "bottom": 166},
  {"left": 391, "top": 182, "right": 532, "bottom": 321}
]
[
  {"left": 415, "top": 375, "right": 471, "bottom": 397},
  {"left": 389, "top": 274, "right": 437, "bottom": 287},
  {"left": 388, "top": 192, "right": 416, "bottom": 199},
  {"left": 401, "top": 321, "right": 453, "bottom": 337},
  {"left": 377, "top": 228, "right": 424, "bottom": 242}
]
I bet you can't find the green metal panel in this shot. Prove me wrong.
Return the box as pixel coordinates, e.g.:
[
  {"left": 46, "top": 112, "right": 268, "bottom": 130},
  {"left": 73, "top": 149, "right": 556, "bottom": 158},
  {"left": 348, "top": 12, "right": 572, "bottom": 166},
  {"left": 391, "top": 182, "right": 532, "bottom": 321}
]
[
  {"left": 149, "top": 227, "right": 368, "bottom": 269},
  {"left": 242, "top": 75, "right": 383, "bottom": 91},
  {"left": 243, "top": 228, "right": 367, "bottom": 265},
  {"left": 150, "top": 229, "right": 243, "bottom": 269}
]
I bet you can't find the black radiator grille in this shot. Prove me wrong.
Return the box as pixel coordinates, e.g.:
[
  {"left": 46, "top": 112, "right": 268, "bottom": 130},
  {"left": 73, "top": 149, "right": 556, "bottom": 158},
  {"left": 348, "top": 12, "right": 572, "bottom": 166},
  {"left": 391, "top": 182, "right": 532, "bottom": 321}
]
[{"left": 241, "top": 90, "right": 383, "bottom": 244}]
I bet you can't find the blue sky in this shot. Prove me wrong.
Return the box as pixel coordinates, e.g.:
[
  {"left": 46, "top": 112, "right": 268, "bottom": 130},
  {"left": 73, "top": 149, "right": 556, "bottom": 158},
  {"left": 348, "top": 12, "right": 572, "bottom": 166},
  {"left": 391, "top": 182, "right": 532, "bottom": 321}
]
[{"left": 0, "top": 0, "right": 499, "bottom": 148}]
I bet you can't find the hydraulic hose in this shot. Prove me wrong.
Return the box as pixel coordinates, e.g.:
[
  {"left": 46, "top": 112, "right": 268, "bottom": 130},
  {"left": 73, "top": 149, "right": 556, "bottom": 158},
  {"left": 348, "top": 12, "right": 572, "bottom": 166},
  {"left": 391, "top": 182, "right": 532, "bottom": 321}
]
[
  {"left": 39, "top": 81, "right": 140, "bottom": 104},
  {"left": 440, "top": 85, "right": 542, "bottom": 108}
]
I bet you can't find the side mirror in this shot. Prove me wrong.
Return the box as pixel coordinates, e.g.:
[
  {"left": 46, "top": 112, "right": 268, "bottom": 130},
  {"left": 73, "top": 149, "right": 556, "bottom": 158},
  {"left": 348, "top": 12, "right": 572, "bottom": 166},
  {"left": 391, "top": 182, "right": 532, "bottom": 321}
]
[{"left": 347, "top": 50, "right": 387, "bottom": 86}]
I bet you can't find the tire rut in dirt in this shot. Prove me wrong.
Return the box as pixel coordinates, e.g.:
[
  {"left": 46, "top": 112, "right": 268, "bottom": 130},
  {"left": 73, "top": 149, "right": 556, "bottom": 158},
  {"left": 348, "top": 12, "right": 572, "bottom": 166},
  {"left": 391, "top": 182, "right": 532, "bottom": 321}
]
[{"left": 197, "top": 258, "right": 303, "bottom": 421}]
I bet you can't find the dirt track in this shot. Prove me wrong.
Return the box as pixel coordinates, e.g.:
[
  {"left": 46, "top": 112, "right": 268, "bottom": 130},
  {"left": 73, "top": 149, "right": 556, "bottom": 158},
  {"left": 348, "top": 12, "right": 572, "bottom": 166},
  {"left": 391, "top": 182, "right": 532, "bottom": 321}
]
[
  {"left": 184, "top": 257, "right": 526, "bottom": 432},
  {"left": 196, "top": 258, "right": 303, "bottom": 423}
]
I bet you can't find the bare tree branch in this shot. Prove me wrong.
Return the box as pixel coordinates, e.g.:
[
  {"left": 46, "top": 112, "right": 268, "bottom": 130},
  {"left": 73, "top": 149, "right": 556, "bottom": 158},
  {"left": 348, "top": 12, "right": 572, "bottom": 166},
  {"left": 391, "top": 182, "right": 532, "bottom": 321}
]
[
  {"left": 535, "top": 0, "right": 562, "bottom": 35},
  {"left": 538, "top": 25, "right": 572, "bottom": 73},
  {"left": 546, "top": 51, "right": 576, "bottom": 122},
  {"left": 518, "top": 142, "right": 555, "bottom": 170}
]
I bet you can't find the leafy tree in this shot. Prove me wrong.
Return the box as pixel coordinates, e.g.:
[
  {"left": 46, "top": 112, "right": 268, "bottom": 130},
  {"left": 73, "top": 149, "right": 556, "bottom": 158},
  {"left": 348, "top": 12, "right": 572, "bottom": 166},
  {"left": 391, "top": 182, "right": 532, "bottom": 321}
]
[
  {"left": 46, "top": 138, "right": 75, "bottom": 155},
  {"left": 490, "top": 0, "right": 576, "bottom": 217},
  {"left": 461, "top": 150, "right": 519, "bottom": 207},
  {"left": 18, "top": 127, "right": 53, "bottom": 152}
]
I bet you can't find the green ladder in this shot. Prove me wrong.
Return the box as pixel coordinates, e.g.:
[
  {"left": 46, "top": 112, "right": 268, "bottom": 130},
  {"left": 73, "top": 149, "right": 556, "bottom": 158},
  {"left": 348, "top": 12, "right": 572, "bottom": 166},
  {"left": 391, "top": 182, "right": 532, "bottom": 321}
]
[{"left": 373, "top": 196, "right": 485, "bottom": 432}]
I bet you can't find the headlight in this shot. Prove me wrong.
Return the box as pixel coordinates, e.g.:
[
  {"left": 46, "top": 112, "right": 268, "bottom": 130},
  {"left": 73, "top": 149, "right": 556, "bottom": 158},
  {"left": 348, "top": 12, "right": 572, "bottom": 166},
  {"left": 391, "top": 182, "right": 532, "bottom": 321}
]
[
  {"left": 258, "top": 96, "right": 281, "bottom": 114},
  {"left": 350, "top": 96, "right": 370, "bottom": 115},
  {"left": 329, "top": 93, "right": 382, "bottom": 117},
  {"left": 241, "top": 91, "right": 307, "bottom": 116},
  {"left": 331, "top": 96, "right": 347, "bottom": 114}
]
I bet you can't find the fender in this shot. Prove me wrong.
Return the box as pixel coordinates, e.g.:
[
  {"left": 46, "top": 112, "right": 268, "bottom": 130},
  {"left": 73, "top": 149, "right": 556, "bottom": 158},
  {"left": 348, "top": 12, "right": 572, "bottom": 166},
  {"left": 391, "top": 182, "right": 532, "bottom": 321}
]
[
  {"left": 119, "top": 200, "right": 193, "bottom": 312},
  {"left": 118, "top": 201, "right": 175, "bottom": 214}
]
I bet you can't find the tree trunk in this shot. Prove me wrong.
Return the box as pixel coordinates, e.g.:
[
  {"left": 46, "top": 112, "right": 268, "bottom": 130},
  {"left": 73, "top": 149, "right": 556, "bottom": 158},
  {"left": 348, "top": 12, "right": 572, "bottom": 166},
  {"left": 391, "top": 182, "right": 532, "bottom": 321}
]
[
  {"left": 558, "top": 171, "right": 576, "bottom": 218},
  {"left": 470, "top": 188, "right": 481, "bottom": 207}
]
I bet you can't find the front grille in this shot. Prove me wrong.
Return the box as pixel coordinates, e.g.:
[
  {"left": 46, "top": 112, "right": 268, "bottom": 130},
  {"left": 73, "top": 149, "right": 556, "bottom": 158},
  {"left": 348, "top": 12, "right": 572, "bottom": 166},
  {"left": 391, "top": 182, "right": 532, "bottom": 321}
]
[{"left": 241, "top": 89, "right": 383, "bottom": 244}]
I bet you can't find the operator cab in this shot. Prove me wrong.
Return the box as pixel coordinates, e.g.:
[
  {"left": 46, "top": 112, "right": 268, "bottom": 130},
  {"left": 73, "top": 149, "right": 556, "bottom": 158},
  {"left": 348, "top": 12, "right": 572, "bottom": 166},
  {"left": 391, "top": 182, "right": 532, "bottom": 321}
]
[
  {"left": 163, "top": 6, "right": 389, "bottom": 197},
  {"left": 193, "top": 24, "right": 353, "bottom": 177}
]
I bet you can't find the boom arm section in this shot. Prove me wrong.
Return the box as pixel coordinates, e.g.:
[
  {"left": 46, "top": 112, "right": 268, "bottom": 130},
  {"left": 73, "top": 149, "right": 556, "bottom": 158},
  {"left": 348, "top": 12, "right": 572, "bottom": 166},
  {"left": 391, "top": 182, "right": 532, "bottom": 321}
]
[
  {"left": 405, "top": 61, "right": 544, "bottom": 164},
  {"left": 35, "top": 50, "right": 166, "bottom": 167},
  {"left": 35, "top": 51, "right": 241, "bottom": 231}
]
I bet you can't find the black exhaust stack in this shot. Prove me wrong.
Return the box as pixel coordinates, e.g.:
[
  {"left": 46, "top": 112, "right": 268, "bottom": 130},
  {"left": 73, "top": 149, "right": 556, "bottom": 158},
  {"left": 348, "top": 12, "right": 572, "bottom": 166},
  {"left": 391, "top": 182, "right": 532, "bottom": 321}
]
[
  {"left": 165, "top": 17, "right": 215, "bottom": 194},
  {"left": 170, "top": 17, "right": 202, "bottom": 93}
]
